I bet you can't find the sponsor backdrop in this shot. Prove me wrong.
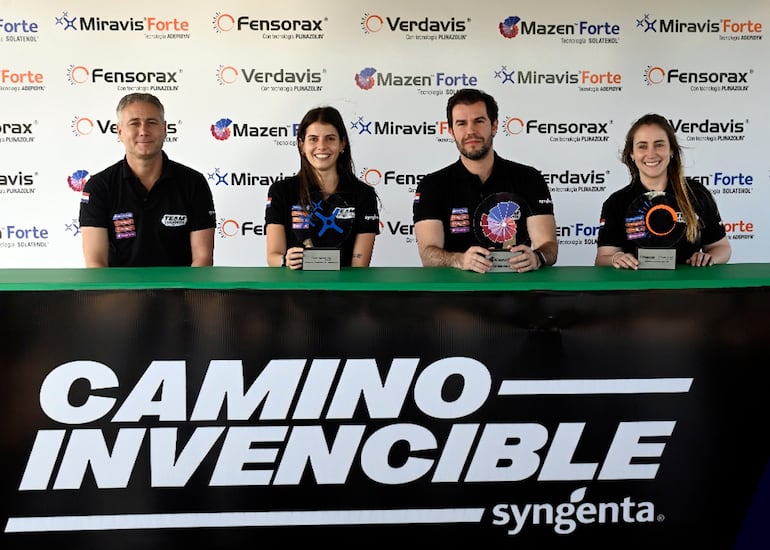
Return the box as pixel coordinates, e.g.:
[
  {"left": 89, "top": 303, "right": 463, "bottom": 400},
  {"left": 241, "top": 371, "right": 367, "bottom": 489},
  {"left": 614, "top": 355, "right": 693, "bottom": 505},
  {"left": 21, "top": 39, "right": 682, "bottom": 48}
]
[
  {"left": 0, "top": 0, "right": 768, "bottom": 268},
  {"left": 0, "top": 285, "right": 768, "bottom": 548}
]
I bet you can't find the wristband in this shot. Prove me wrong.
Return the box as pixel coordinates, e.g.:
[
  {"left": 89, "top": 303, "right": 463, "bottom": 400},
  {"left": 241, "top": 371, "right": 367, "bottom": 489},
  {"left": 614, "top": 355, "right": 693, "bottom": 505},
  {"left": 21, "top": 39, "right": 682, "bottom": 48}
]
[{"left": 533, "top": 248, "right": 548, "bottom": 268}]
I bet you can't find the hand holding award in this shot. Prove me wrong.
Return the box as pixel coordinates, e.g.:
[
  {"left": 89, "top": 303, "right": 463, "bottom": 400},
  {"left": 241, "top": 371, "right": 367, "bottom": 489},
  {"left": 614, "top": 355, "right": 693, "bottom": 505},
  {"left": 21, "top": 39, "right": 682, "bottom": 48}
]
[{"left": 473, "top": 192, "right": 528, "bottom": 272}]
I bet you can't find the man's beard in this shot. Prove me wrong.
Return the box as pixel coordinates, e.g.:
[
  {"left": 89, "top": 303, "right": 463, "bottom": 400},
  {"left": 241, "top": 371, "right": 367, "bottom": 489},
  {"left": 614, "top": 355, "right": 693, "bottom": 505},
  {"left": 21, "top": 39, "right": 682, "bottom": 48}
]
[{"left": 457, "top": 136, "right": 492, "bottom": 161}]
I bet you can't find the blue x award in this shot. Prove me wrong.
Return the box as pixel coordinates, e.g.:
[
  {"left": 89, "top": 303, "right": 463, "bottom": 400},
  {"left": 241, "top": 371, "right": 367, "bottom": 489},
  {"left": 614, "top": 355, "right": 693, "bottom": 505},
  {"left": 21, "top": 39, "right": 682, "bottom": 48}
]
[
  {"left": 625, "top": 190, "right": 685, "bottom": 270},
  {"left": 292, "top": 192, "right": 354, "bottom": 270},
  {"left": 473, "top": 192, "right": 527, "bottom": 272}
]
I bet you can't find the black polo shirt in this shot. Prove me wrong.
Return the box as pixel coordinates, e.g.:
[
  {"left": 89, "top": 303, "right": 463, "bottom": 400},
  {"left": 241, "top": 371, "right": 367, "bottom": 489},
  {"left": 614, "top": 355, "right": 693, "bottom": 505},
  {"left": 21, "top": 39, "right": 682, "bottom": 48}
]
[
  {"left": 265, "top": 174, "right": 380, "bottom": 267},
  {"left": 412, "top": 153, "right": 554, "bottom": 251},
  {"left": 597, "top": 177, "right": 727, "bottom": 263},
  {"left": 79, "top": 152, "right": 216, "bottom": 266}
]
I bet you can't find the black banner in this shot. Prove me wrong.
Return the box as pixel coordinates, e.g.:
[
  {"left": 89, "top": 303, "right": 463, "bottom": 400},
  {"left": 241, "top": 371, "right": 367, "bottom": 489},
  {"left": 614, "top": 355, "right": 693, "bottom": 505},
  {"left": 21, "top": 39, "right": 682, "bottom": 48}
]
[{"left": 1, "top": 288, "right": 768, "bottom": 549}]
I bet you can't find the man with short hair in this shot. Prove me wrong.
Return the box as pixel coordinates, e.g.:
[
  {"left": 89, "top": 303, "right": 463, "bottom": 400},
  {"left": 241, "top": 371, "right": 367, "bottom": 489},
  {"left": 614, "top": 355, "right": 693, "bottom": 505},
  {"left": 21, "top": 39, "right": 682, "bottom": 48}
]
[
  {"left": 413, "top": 88, "right": 557, "bottom": 273},
  {"left": 79, "top": 93, "right": 216, "bottom": 267}
]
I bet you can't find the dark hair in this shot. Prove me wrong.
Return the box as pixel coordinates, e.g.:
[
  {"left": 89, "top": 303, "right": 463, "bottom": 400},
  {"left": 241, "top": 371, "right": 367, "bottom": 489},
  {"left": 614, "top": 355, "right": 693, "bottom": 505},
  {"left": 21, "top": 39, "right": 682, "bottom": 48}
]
[
  {"left": 446, "top": 88, "right": 499, "bottom": 127},
  {"left": 295, "top": 106, "right": 355, "bottom": 208},
  {"left": 116, "top": 93, "right": 165, "bottom": 120},
  {"left": 621, "top": 113, "right": 699, "bottom": 242}
]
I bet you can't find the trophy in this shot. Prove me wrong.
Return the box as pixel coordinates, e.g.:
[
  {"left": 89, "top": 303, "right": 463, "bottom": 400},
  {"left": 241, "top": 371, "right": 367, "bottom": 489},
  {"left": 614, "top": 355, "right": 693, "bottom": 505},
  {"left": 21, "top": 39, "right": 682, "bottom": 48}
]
[
  {"left": 292, "top": 192, "right": 353, "bottom": 270},
  {"left": 473, "top": 192, "right": 528, "bottom": 272},
  {"left": 626, "top": 190, "right": 685, "bottom": 270}
]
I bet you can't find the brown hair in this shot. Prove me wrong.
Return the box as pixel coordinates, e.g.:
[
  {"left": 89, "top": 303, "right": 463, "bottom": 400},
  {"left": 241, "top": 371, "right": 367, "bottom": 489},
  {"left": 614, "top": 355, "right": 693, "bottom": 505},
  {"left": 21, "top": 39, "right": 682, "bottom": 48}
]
[{"left": 295, "top": 106, "right": 354, "bottom": 208}]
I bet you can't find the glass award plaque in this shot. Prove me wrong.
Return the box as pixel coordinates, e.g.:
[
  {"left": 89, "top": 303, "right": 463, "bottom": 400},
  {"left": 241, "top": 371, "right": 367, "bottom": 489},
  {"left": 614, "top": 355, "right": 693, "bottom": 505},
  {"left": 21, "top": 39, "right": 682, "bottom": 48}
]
[
  {"left": 292, "top": 192, "right": 353, "bottom": 271},
  {"left": 473, "top": 192, "right": 527, "bottom": 272},
  {"left": 626, "top": 191, "right": 684, "bottom": 270}
]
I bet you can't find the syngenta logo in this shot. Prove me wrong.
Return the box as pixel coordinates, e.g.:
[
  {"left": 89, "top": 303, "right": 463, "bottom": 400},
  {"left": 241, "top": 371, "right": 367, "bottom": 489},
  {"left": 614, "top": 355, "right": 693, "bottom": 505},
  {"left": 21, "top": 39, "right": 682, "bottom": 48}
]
[{"left": 492, "top": 486, "right": 655, "bottom": 535}]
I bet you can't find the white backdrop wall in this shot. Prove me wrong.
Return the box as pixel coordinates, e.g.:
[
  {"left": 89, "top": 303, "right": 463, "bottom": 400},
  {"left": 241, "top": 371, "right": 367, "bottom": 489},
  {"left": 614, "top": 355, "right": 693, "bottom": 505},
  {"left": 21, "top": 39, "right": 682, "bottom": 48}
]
[{"left": 1, "top": 0, "right": 767, "bottom": 268}]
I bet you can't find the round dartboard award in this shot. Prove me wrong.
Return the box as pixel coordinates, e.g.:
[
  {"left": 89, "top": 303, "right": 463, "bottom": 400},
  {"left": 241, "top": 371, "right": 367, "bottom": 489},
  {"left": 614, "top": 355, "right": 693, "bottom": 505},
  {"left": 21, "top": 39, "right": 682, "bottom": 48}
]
[
  {"left": 473, "top": 192, "right": 529, "bottom": 272},
  {"left": 625, "top": 190, "right": 685, "bottom": 269}
]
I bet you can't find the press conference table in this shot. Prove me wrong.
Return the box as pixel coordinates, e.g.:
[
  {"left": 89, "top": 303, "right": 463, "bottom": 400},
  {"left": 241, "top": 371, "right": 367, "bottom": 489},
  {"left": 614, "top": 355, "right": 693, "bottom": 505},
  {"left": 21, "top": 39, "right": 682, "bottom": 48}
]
[
  {"left": 0, "top": 264, "right": 768, "bottom": 549},
  {"left": 1, "top": 262, "right": 769, "bottom": 291}
]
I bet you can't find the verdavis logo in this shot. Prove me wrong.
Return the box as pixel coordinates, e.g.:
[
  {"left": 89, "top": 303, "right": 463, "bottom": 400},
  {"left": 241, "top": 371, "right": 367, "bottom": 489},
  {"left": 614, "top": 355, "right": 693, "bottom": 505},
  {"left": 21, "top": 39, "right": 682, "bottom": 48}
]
[
  {"left": 359, "top": 13, "right": 468, "bottom": 37},
  {"left": 70, "top": 116, "right": 95, "bottom": 136},
  {"left": 212, "top": 12, "right": 236, "bottom": 33},
  {"left": 499, "top": 16, "right": 521, "bottom": 38},
  {"left": 67, "top": 169, "right": 89, "bottom": 192},
  {"left": 211, "top": 118, "right": 232, "bottom": 140},
  {"left": 216, "top": 65, "right": 239, "bottom": 85},
  {"left": 361, "top": 13, "right": 384, "bottom": 34},
  {"left": 70, "top": 116, "right": 176, "bottom": 137},
  {"left": 502, "top": 117, "right": 525, "bottom": 136},
  {"left": 355, "top": 67, "right": 377, "bottom": 90}
]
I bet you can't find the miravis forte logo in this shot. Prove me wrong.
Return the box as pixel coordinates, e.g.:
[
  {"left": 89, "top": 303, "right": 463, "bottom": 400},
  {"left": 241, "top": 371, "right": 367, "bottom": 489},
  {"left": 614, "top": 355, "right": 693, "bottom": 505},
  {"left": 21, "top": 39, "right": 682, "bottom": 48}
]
[
  {"left": 635, "top": 13, "right": 764, "bottom": 41},
  {"left": 55, "top": 10, "right": 191, "bottom": 38},
  {"left": 207, "top": 166, "right": 287, "bottom": 187},
  {"left": 492, "top": 64, "right": 622, "bottom": 92}
]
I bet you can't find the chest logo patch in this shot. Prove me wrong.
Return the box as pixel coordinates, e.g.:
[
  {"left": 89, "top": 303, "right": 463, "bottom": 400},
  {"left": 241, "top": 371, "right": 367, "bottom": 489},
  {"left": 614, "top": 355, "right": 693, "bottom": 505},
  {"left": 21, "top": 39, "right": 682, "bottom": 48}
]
[{"left": 162, "top": 214, "right": 188, "bottom": 228}]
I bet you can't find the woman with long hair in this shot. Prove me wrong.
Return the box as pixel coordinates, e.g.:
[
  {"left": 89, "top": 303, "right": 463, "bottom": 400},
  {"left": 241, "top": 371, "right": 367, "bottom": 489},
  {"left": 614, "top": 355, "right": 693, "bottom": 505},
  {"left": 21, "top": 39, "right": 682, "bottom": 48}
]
[
  {"left": 595, "top": 113, "right": 731, "bottom": 269},
  {"left": 265, "top": 106, "right": 380, "bottom": 268}
]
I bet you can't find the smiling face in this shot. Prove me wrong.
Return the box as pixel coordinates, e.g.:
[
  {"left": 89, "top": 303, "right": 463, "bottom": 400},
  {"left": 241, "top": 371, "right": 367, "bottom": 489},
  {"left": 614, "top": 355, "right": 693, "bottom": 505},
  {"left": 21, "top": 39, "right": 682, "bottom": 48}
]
[
  {"left": 630, "top": 123, "right": 671, "bottom": 189},
  {"left": 449, "top": 101, "right": 497, "bottom": 161},
  {"left": 117, "top": 100, "right": 167, "bottom": 161},
  {"left": 299, "top": 121, "right": 345, "bottom": 175}
]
